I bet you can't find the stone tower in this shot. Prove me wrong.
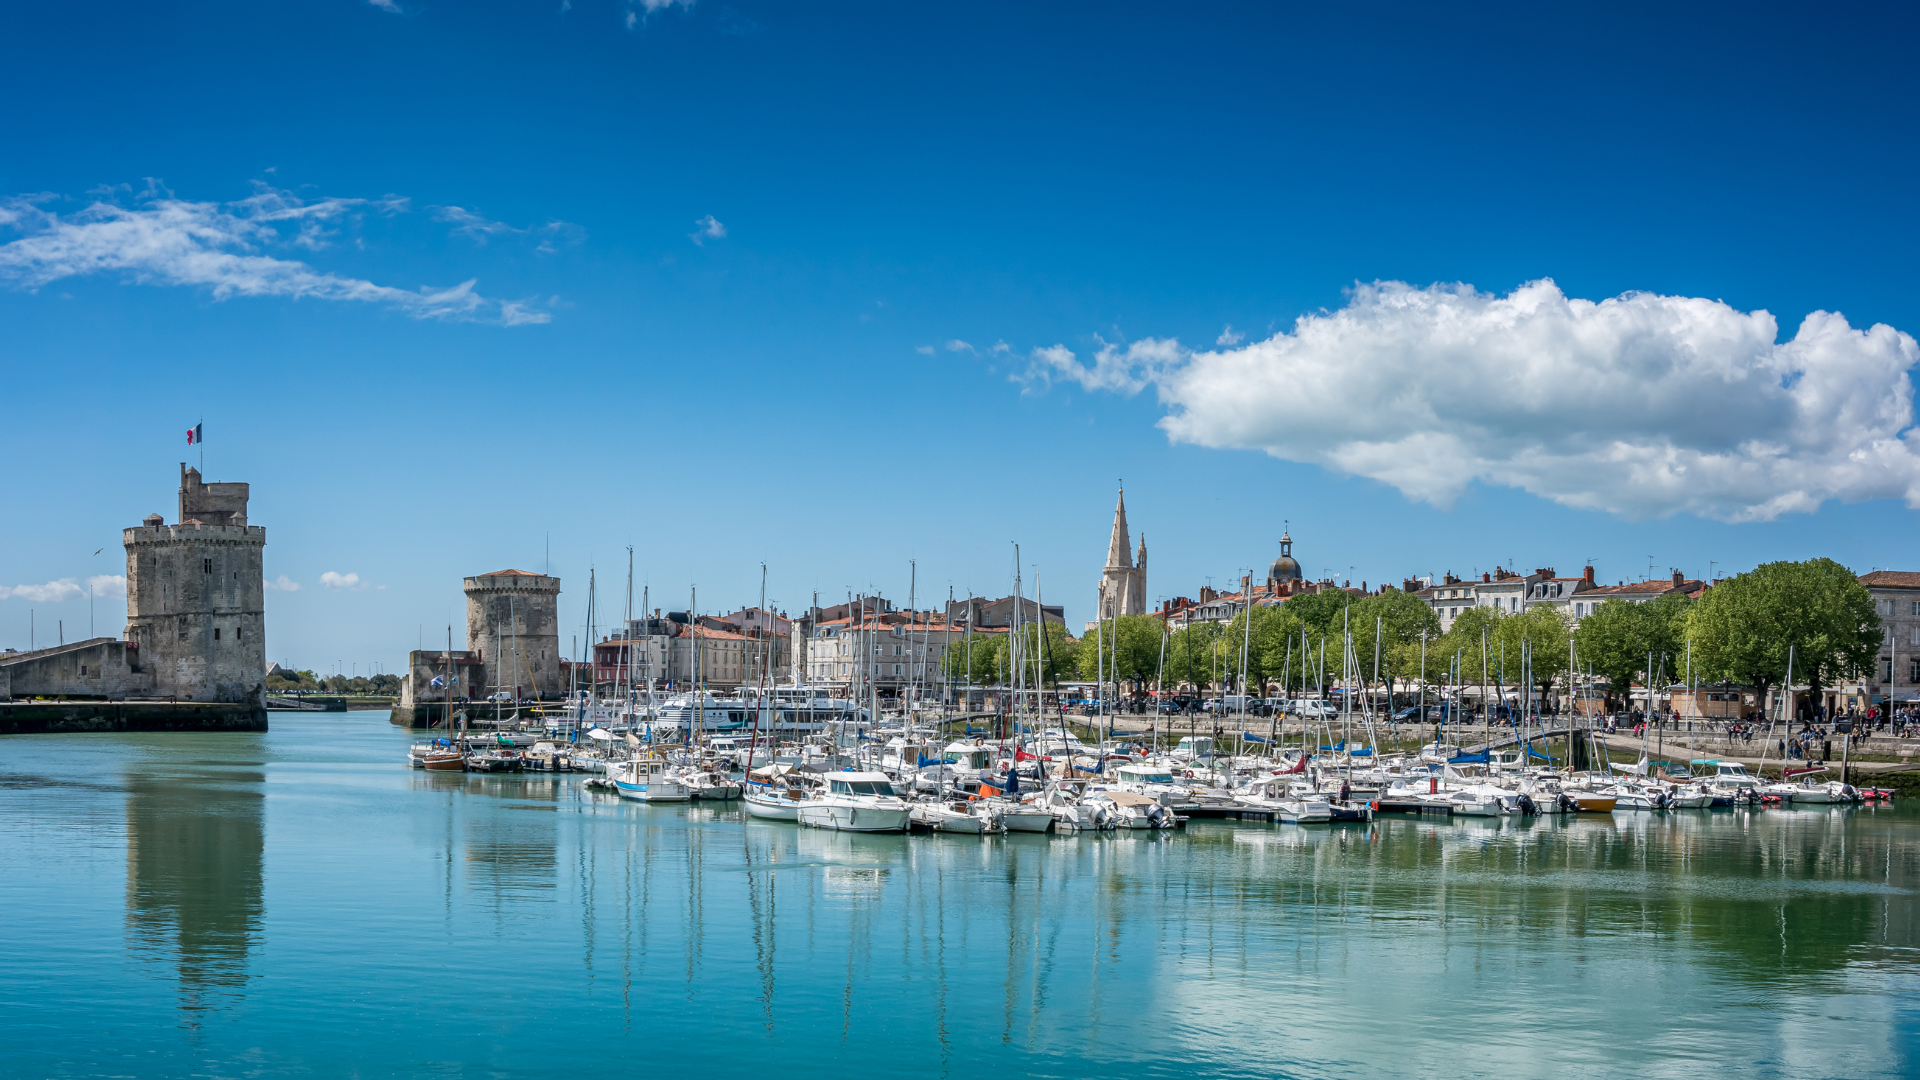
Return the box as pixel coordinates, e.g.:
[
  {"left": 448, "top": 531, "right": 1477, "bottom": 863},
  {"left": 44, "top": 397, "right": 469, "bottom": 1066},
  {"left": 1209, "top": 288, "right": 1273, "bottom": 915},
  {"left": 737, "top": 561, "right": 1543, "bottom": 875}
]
[
  {"left": 123, "top": 465, "right": 268, "bottom": 703},
  {"left": 1095, "top": 487, "right": 1147, "bottom": 621},
  {"left": 463, "top": 570, "right": 561, "bottom": 699}
]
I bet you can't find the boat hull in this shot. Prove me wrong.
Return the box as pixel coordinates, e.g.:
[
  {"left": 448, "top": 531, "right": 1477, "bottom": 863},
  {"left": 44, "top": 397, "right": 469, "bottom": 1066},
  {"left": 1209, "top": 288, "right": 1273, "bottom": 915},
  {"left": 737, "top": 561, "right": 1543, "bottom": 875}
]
[
  {"left": 743, "top": 793, "right": 801, "bottom": 820},
  {"left": 613, "top": 779, "right": 690, "bottom": 801},
  {"left": 1000, "top": 811, "right": 1055, "bottom": 833},
  {"left": 798, "top": 804, "right": 910, "bottom": 833}
]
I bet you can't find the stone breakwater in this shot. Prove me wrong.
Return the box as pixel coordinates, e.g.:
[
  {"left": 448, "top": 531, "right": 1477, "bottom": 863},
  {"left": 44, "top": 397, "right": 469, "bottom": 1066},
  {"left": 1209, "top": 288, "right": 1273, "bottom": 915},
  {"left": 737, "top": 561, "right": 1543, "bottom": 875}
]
[{"left": 0, "top": 700, "right": 267, "bottom": 735}]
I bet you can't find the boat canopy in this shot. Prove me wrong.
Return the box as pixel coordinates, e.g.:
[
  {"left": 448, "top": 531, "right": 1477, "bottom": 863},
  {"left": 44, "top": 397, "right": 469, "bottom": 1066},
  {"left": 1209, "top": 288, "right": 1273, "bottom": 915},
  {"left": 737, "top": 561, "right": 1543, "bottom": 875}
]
[{"left": 1448, "top": 750, "right": 1491, "bottom": 764}]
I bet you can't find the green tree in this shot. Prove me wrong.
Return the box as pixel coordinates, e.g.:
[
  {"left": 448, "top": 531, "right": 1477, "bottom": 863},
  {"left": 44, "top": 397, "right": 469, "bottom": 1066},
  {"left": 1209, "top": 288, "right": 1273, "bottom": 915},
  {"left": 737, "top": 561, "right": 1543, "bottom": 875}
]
[
  {"left": 1163, "top": 621, "right": 1223, "bottom": 690},
  {"left": 1441, "top": 605, "right": 1506, "bottom": 684},
  {"left": 944, "top": 630, "right": 1004, "bottom": 684},
  {"left": 1686, "top": 558, "right": 1879, "bottom": 712},
  {"left": 1213, "top": 605, "right": 1302, "bottom": 693},
  {"left": 1345, "top": 590, "right": 1443, "bottom": 682},
  {"left": 1493, "top": 606, "right": 1572, "bottom": 703},
  {"left": 1002, "top": 622, "right": 1078, "bottom": 687},
  {"left": 1575, "top": 594, "right": 1690, "bottom": 697},
  {"left": 1282, "top": 589, "right": 1355, "bottom": 640},
  {"left": 1077, "top": 615, "right": 1164, "bottom": 685}
]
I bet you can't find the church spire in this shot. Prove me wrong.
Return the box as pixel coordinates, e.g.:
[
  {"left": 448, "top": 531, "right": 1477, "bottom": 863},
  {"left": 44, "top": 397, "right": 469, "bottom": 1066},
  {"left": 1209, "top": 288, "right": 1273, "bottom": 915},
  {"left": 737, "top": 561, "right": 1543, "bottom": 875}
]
[{"left": 1105, "top": 487, "right": 1132, "bottom": 570}]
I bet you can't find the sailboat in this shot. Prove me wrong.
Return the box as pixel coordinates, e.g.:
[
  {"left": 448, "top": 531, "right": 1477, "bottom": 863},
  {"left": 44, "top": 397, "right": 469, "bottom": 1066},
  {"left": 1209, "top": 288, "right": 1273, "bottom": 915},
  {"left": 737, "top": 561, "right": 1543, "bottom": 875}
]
[{"left": 419, "top": 628, "right": 466, "bottom": 770}]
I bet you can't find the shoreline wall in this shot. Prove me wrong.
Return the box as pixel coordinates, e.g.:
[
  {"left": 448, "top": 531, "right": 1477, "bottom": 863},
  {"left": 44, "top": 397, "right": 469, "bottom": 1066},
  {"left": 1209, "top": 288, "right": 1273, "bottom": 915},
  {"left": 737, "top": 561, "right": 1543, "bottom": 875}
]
[{"left": 0, "top": 701, "right": 268, "bottom": 735}]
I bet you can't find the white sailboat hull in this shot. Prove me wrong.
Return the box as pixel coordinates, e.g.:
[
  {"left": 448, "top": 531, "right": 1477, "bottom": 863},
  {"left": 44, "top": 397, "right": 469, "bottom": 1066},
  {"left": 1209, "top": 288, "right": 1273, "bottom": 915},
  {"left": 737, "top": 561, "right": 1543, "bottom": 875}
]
[{"left": 743, "top": 791, "right": 801, "bottom": 821}]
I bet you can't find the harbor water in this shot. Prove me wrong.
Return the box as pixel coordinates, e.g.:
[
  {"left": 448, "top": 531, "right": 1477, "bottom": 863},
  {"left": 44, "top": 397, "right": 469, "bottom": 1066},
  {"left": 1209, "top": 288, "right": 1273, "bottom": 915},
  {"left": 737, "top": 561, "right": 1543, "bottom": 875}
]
[{"left": 2, "top": 711, "right": 1916, "bottom": 1078}]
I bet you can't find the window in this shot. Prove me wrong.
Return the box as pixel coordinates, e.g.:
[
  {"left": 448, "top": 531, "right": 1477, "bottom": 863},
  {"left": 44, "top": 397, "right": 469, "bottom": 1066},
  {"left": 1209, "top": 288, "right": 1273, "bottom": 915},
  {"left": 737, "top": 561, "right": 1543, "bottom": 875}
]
[
  {"left": 1911, "top": 659, "right": 1920, "bottom": 684},
  {"left": 214, "top": 628, "right": 221, "bottom": 640},
  {"left": 1911, "top": 627, "right": 1920, "bottom": 648},
  {"left": 203, "top": 558, "right": 213, "bottom": 574},
  {"left": 237, "top": 627, "right": 244, "bottom": 641},
  {"left": 1887, "top": 658, "right": 1896, "bottom": 682},
  {"left": 1912, "top": 601, "right": 1920, "bottom": 617}
]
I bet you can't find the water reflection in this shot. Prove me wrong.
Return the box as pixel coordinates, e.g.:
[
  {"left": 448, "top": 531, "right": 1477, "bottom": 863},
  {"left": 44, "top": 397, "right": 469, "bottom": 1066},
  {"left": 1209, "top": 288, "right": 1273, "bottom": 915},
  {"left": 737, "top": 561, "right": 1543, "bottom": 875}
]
[{"left": 123, "top": 763, "right": 264, "bottom": 1021}]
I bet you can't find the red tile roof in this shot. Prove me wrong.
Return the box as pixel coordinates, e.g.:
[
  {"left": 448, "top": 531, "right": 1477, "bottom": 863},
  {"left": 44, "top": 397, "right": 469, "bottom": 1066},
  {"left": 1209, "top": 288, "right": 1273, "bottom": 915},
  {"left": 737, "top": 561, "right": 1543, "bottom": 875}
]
[{"left": 1860, "top": 570, "right": 1920, "bottom": 588}]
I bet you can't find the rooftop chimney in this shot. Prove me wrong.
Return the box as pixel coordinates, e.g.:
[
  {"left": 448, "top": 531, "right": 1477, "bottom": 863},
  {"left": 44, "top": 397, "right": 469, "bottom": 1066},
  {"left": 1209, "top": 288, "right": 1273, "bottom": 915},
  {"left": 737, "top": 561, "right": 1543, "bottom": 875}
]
[
  {"left": 1582, "top": 566, "right": 1595, "bottom": 584},
  {"left": 1482, "top": 572, "right": 1491, "bottom": 583},
  {"left": 1672, "top": 569, "right": 1685, "bottom": 587}
]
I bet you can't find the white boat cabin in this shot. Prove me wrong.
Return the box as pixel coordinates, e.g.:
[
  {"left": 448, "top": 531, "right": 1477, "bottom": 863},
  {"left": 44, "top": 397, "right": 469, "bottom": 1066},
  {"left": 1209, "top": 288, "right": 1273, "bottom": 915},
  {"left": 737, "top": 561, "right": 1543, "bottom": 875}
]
[
  {"left": 1114, "top": 763, "right": 1176, "bottom": 786},
  {"left": 826, "top": 772, "right": 899, "bottom": 797},
  {"left": 1171, "top": 736, "right": 1214, "bottom": 760}
]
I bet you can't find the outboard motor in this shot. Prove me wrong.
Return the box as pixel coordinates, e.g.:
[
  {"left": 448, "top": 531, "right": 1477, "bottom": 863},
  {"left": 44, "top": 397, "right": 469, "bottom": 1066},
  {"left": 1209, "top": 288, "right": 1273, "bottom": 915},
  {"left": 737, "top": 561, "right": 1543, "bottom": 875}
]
[
  {"left": 1516, "top": 793, "right": 1538, "bottom": 816},
  {"left": 1557, "top": 793, "right": 1577, "bottom": 814}
]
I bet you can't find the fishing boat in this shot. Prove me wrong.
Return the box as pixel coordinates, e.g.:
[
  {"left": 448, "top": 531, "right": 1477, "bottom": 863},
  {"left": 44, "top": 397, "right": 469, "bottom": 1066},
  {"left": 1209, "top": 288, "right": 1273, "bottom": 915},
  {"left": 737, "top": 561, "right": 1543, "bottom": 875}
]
[
  {"left": 795, "top": 771, "right": 912, "bottom": 833},
  {"left": 609, "top": 755, "right": 691, "bottom": 802}
]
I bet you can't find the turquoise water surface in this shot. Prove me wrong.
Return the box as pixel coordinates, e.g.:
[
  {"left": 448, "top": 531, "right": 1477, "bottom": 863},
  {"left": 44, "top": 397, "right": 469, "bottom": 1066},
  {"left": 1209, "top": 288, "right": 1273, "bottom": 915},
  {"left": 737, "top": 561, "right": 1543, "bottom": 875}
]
[{"left": 1, "top": 711, "right": 1915, "bottom": 1079}]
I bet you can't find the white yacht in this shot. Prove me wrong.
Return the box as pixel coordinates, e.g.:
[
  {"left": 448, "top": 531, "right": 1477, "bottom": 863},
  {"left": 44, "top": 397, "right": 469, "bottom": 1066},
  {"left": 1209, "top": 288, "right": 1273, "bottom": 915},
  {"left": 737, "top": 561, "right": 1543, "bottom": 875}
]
[{"left": 795, "top": 771, "right": 912, "bottom": 833}]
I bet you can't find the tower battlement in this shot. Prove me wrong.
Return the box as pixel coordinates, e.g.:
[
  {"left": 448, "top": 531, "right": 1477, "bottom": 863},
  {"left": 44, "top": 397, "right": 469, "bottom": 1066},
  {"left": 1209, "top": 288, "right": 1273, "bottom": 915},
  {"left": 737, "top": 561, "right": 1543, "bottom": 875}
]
[{"left": 123, "top": 467, "right": 267, "bottom": 704}]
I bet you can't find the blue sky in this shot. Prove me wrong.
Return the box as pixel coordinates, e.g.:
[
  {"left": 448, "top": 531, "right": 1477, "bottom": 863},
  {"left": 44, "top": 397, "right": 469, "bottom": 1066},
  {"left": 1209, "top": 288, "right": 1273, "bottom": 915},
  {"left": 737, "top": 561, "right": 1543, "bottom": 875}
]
[{"left": 4, "top": 1, "right": 1918, "bottom": 674}]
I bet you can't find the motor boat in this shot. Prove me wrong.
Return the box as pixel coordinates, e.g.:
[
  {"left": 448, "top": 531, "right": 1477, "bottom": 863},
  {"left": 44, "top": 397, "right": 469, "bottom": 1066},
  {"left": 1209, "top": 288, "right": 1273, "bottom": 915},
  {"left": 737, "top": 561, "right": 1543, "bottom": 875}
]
[
  {"left": 795, "top": 771, "right": 912, "bottom": 833},
  {"left": 1232, "top": 776, "right": 1335, "bottom": 824},
  {"left": 1087, "top": 789, "right": 1177, "bottom": 828},
  {"left": 677, "top": 761, "right": 743, "bottom": 800},
  {"left": 981, "top": 797, "right": 1057, "bottom": 833},
  {"left": 910, "top": 797, "right": 992, "bottom": 834},
  {"left": 1448, "top": 783, "right": 1518, "bottom": 816},
  {"left": 1040, "top": 779, "right": 1113, "bottom": 831}
]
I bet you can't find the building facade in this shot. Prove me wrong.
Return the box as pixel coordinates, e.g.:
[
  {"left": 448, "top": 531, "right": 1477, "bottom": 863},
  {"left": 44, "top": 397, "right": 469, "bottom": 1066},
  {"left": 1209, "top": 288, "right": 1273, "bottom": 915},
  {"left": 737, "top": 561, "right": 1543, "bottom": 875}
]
[{"left": 1861, "top": 570, "right": 1920, "bottom": 706}]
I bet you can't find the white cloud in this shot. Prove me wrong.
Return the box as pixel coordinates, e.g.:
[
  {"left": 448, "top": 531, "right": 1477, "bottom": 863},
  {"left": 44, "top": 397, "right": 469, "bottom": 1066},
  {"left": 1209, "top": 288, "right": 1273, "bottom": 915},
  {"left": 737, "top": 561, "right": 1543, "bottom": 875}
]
[
  {"left": 944, "top": 339, "right": 975, "bottom": 354},
  {"left": 628, "top": 0, "right": 695, "bottom": 23},
  {"left": 431, "top": 206, "right": 583, "bottom": 254},
  {"left": 0, "top": 185, "right": 546, "bottom": 326},
  {"left": 319, "top": 571, "right": 366, "bottom": 591},
  {"left": 1217, "top": 324, "right": 1244, "bottom": 346},
  {"left": 0, "top": 579, "right": 85, "bottom": 602},
  {"left": 915, "top": 345, "right": 935, "bottom": 356},
  {"left": 87, "top": 575, "right": 126, "bottom": 599},
  {"left": 265, "top": 575, "right": 300, "bottom": 592},
  {"left": 689, "top": 214, "right": 726, "bottom": 245},
  {"left": 1023, "top": 279, "right": 1920, "bottom": 522},
  {"left": 369, "top": 0, "right": 402, "bottom": 12}
]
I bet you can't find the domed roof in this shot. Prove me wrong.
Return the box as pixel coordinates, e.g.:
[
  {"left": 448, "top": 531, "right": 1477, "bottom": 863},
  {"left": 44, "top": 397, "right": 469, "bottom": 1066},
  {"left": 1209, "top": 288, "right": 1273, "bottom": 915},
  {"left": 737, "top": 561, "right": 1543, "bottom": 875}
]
[{"left": 1267, "top": 531, "right": 1301, "bottom": 585}]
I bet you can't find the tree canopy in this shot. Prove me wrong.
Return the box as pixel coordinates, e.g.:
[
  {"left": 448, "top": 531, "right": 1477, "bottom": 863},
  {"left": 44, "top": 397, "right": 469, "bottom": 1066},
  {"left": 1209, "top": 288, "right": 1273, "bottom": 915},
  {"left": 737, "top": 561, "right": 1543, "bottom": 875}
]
[
  {"left": 1076, "top": 615, "right": 1163, "bottom": 684},
  {"left": 1685, "top": 558, "right": 1879, "bottom": 706},
  {"left": 1574, "top": 594, "right": 1690, "bottom": 692}
]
